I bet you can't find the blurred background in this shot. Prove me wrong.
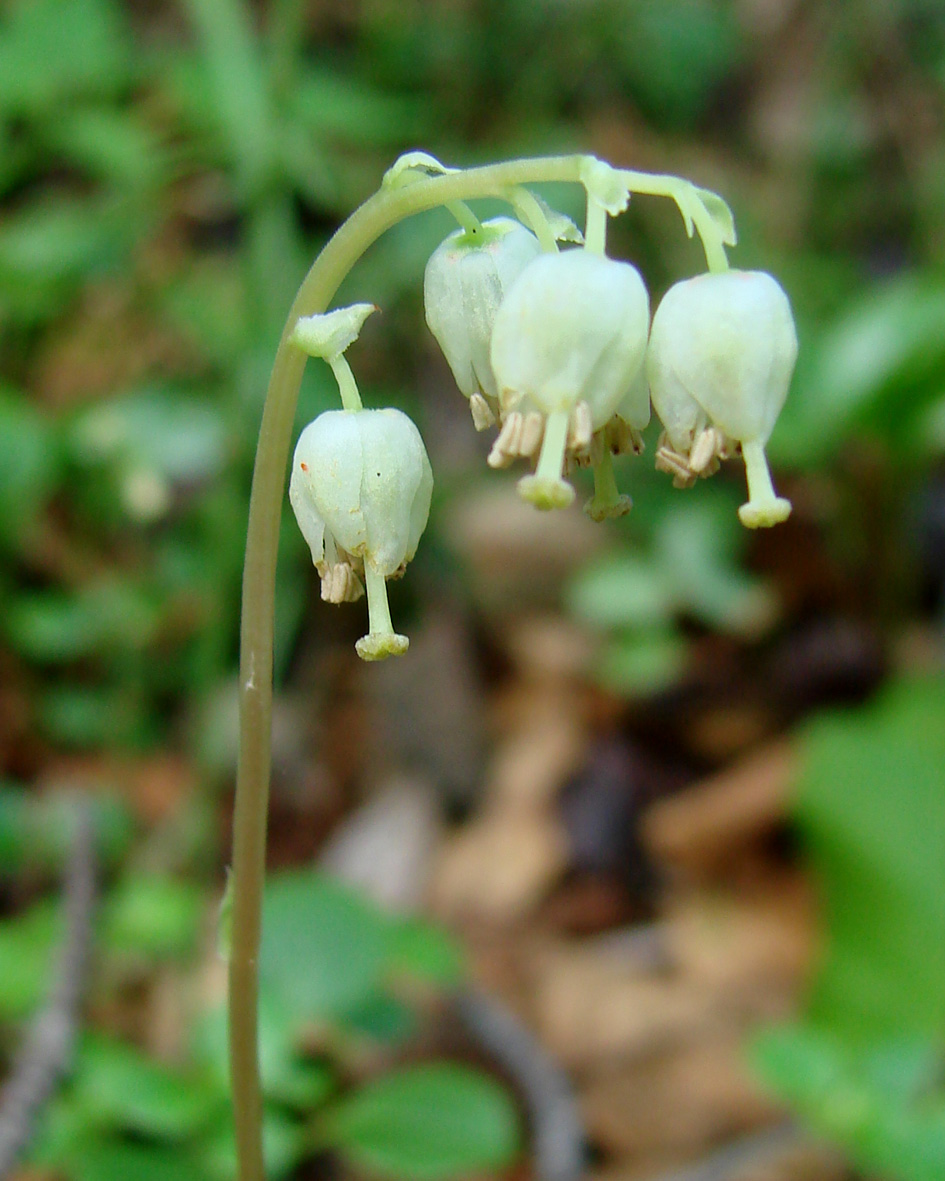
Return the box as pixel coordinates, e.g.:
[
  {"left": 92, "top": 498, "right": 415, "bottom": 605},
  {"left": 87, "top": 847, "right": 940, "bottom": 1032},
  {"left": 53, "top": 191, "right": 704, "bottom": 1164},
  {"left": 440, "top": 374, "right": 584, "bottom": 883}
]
[{"left": 1, "top": 1, "right": 944, "bottom": 1179}]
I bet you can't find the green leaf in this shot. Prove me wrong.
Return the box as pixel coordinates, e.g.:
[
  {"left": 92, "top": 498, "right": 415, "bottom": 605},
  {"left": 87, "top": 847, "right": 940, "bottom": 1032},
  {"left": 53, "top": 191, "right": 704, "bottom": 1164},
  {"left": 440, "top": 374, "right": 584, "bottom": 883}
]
[
  {"left": 656, "top": 499, "right": 776, "bottom": 637},
  {"left": 568, "top": 553, "right": 672, "bottom": 631},
  {"left": 0, "top": 0, "right": 132, "bottom": 118},
  {"left": 199, "top": 1102, "right": 304, "bottom": 1181},
  {"left": 773, "top": 277, "right": 945, "bottom": 466},
  {"left": 340, "top": 993, "right": 418, "bottom": 1046},
  {"left": 387, "top": 917, "right": 466, "bottom": 990},
  {"left": 797, "top": 677, "right": 945, "bottom": 1041},
  {"left": 0, "top": 901, "right": 60, "bottom": 1018},
  {"left": 49, "top": 108, "right": 169, "bottom": 190},
  {"left": 70, "top": 387, "right": 230, "bottom": 487},
  {"left": 324, "top": 1063, "right": 521, "bottom": 1181},
  {"left": 0, "top": 385, "right": 59, "bottom": 549},
  {"left": 50, "top": 1137, "right": 208, "bottom": 1181},
  {"left": 260, "top": 869, "right": 391, "bottom": 1021},
  {"left": 597, "top": 628, "right": 687, "bottom": 696},
  {"left": 5, "top": 582, "right": 160, "bottom": 664},
  {"left": 753, "top": 1025, "right": 945, "bottom": 1181},
  {"left": 0, "top": 787, "right": 134, "bottom": 879},
  {"left": 193, "top": 999, "right": 335, "bottom": 1109},
  {"left": 102, "top": 874, "right": 204, "bottom": 960},
  {"left": 0, "top": 194, "right": 146, "bottom": 323},
  {"left": 73, "top": 1033, "right": 216, "bottom": 1139},
  {"left": 181, "top": 0, "right": 273, "bottom": 188},
  {"left": 613, "top": 0, "right": 742, "bottom": 128},
  {"left": 293, "top": 67, "right": 430, "bottom": 149}
]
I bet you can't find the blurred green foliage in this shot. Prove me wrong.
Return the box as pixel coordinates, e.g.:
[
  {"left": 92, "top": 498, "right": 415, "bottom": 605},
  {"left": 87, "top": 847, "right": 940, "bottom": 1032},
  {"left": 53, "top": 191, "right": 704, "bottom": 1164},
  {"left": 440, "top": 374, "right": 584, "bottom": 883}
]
[
  {"left": 753, "top": 677, "right": 945, "bottom": 1181},
  {"left": 0, "top": 802, "right": 512, "bottom": 1181},
  {"left": 2, "top": 0, "right": 945, "bottom": 1177}
]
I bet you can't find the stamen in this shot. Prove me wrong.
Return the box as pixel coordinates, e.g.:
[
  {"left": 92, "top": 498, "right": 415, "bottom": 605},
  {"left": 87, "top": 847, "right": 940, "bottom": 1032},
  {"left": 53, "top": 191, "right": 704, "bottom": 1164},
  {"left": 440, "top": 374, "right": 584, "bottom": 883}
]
[
  {"left": 469, "top": 393, "right": 496, "bottom": 431},
  {"left": 688, "top": 428, "right": 716, "bottom": 474},
  {"left": 520, "top": 411, "right": 544, "bottom": 459},
  {"left": 487, "top": 413, "right": 521, "bottom": 468},
  {"left": 569, "top": 401, "right": 593, "bottom": 452}
]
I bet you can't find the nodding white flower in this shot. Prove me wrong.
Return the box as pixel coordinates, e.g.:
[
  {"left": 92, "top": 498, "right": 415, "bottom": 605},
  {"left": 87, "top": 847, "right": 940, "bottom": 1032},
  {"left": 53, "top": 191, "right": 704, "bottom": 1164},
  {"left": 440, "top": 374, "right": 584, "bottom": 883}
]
[
  {"left": 489, "top": 249, "right": 650, "bottom": 510},
  {"left": 289, "top": 408, "right": 433, "bottom": 660},
  {"left": 647, "top": 269, "right": 797, "bottom": 528},
  {"left": 423, "top": 217, "right": 542, "bottom": 430}
]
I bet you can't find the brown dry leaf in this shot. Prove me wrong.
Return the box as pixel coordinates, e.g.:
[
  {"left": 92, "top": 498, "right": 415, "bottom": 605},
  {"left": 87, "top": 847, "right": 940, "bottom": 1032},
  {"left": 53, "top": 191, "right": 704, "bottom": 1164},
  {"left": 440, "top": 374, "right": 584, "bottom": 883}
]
[
  {"left": 643, "top": 742, "right": 795, "bottom": 877},
  {"left": 531, "top": 939, "right": 713, "bottom": 1067},
  {"left": 663, "top": 879, "right": 813, "bottom": 1017},
  {"left": 431, "top": 810, "right": 569, "bottom": 922},
  {"left": 582, "top": 1038, "right": 781, "bottom": 1159}
]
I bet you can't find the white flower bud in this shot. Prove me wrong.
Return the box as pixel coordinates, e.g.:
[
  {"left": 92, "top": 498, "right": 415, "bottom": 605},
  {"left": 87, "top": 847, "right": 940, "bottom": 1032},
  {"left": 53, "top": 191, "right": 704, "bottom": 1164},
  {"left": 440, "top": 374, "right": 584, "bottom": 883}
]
[
  {"left": 289, "top": 408, "right": 433, "bottom": 659},
  {"left": 423, "top": 217, "right": 542, "bottom": 419},
  {"left": 489, "top": 249, "right": 650, "bottom": 509},
  {"left": 647, "top": 269, "right": 797, "bottom": 528}
]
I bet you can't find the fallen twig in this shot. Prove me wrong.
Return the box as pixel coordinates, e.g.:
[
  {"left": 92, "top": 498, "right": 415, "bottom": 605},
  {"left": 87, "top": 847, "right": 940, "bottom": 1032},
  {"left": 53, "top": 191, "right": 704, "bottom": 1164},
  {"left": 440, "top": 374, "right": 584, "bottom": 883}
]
[
  {"left": 455, "top": 987, "right": 585, "bottom": 1181},
  {"left": 0, "top": 797, "right": 96, "bottom": 1178}
]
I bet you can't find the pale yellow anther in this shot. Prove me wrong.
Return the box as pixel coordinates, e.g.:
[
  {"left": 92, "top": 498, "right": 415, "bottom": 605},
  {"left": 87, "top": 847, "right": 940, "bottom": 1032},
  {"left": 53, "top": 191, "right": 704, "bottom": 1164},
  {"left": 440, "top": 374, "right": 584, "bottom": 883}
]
[
  {"left": 689, "top": 428, "right": 717, "bottom": 474},
  {"left": 505, "top": 411, "right": 525, "bottom": 455},
  {"left": 469, "top": 393, "right": 496, "bottom": 431},
  {"left": 488, "top": 413, "right": 521, "bottom": 468},
  {"left": 520, "top": 411, "right": 545, "bottom": 459},
  {"left": 569, "top": 401, "right": 593, "bottom": 452}
]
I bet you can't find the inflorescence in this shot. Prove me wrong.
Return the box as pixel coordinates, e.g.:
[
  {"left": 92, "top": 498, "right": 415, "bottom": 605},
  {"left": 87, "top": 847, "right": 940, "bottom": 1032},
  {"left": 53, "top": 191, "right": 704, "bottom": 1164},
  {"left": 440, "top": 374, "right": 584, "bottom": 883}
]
[{"left": 287, "top": 152, "right": 798, "bottom": 660}]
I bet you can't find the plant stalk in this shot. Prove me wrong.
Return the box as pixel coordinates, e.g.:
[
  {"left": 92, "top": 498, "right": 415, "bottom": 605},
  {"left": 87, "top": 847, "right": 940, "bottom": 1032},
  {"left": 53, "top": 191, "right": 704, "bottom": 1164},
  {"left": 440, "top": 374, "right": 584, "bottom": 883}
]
[{"left": 230, "top": 153, "right": 730, "bottom": 1181}]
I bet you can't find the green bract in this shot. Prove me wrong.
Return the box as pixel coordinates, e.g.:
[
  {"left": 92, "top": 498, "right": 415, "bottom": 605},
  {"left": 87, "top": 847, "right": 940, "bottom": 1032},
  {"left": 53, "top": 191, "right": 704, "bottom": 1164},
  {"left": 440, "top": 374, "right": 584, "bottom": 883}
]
[
  {"left": 289, "top": 408, "right": 433, "bottom": 660},
  {"left": 489, "top": 249, "right": 650, "bottom": 510},
  {"left": 423, "top": 217, "right": 542, "bottom": 429},
  {"left": 647, "top": 269, "right": 797, "bottom": 527}
]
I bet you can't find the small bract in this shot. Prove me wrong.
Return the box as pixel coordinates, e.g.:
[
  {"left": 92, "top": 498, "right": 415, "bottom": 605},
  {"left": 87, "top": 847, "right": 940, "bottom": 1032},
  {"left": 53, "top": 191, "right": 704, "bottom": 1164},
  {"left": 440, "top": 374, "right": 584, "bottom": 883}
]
[
  {"left": 289, "top": 408, "right": 433, "bottom": 660},
  {"left": 424, "top": 216, "right": 542, "bottom": 429},
  {"left": 490, "top": 249, "right": 650, "bottom": 509},
  {"left": 647, "top": 269, "right": 797, "bottom": 527}
]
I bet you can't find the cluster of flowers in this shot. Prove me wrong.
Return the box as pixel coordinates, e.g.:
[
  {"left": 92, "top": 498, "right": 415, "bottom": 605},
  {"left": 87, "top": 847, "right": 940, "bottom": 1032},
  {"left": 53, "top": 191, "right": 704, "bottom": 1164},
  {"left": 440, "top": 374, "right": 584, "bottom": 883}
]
[{"left": 288, "top": 164, "right": 797, "bottom": 660}]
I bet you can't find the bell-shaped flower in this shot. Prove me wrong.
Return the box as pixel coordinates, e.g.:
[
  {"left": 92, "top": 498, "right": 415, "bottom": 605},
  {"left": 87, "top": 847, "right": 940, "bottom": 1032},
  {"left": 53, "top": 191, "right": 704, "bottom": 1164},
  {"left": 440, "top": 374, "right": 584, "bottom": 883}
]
[
  {"left": 424, "top": 216, "right": 542, "bottom": 430},
  {"left": 489, "top": 249, "right": 650, "bottom": 510},
  {"left": 647, "top": 269, "right": 797, "bottom": 527},
  {"left": 289, "top": 408, "right": 433, "bottom": 660}
]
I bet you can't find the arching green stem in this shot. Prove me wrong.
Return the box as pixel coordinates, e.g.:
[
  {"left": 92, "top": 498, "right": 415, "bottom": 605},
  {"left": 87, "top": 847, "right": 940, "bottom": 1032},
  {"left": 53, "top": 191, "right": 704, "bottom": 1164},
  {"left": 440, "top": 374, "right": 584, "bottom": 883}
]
[{"left": 230, "top": 152, "right": 737, "bottom": 1181}]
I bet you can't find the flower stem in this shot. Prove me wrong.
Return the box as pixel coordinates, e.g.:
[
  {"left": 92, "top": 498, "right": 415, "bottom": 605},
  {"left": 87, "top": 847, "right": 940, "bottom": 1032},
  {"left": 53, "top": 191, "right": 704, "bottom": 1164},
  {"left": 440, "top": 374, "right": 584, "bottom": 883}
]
[
  {"left": 509, "top": 185, "right": 559, "bottom": 252},
  {"left": 446, "top": 199, "right": 484, "bottom": 236},
  {"left": 616, "top": 169, "right": 730, "bottom": 272},
  {"left": 230, "top": 152, "right": 738, "bottom": 1181},
  {"left": 327, "top": 355, "right": 362, "bottom": 412},
  {"left": 584, "top": 197, "right": 608, "bottom": 257}
]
